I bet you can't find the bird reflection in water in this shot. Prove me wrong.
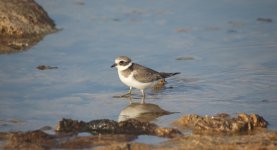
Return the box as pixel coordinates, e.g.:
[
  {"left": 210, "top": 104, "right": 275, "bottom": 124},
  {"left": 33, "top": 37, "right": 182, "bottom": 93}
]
[
  {"left": 118, "top": 99, "right": 177, "bottom": 122},
  {"left": 115, "top": 78, "right": 176, "bottom": 122}
]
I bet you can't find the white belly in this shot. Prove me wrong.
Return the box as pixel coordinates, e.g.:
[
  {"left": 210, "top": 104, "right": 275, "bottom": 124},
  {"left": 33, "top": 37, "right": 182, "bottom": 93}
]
[{"left": 118, "top": 71, "right": 155, "bottom": 90}]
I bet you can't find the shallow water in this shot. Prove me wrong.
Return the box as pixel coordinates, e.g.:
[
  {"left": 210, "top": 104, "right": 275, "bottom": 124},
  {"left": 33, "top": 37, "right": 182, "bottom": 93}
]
[{"left": 1, "top": 0, "right": 277, "bottom": 144}]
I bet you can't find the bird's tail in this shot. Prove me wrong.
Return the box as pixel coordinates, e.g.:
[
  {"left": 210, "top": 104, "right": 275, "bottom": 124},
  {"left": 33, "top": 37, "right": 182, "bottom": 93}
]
[{"left": 159, "top": 72, "right": 180, "bottom": 78}]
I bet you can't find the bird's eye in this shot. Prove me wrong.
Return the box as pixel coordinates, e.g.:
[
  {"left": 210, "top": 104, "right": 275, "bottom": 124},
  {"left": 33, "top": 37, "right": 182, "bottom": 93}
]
[{"left": 119, "top": 61, "right": 124, "bottom": 65}]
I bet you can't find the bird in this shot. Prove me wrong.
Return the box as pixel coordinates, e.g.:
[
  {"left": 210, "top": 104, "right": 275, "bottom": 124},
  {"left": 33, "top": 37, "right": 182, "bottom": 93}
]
[{"left": 111, "top": 56, "right": 180, "bottom": 99}]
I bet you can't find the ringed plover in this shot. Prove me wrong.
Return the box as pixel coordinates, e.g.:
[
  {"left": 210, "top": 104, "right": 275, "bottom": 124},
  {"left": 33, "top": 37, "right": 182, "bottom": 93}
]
[{"left": 111, "top": 56, "right": 180, "bottom": 98}]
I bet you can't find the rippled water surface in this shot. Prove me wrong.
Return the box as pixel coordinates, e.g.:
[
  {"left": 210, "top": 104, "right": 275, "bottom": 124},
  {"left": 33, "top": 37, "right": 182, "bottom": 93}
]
[{"left": 1, "top": 0, "right": 277, "bottom": 143}]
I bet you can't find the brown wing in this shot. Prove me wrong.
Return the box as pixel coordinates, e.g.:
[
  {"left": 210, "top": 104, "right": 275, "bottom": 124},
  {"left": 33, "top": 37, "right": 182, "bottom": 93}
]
[{"left": 132, "top": 63, "right": 163, "bottom": 83}]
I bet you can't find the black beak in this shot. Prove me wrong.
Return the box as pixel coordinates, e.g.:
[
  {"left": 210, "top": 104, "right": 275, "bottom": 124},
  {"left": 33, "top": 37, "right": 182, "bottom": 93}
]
[{"left": 111, "top": 63, "right": 117, "bottom": 68}]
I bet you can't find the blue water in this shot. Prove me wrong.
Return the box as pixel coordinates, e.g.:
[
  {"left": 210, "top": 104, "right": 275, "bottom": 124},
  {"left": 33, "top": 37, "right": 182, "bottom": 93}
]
[{"left": 0, "top": 0, "right": 277, "bottom": 143}]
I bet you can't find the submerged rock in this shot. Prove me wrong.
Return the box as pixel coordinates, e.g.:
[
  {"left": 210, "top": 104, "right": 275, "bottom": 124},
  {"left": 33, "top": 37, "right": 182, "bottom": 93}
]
[
  {"left": 172, "top": 113, "right": 268, "bottom": 133},
  {"left": 4, "top": 130, "right": 56, "bottom": 150},
  {"left": 1, "top": 130, "right": 135, "bottom": 150},
  {"left": 0, "top": 0, "right": 56, "bottom": 53},
  {"left": 2, "top": 129, "right": 276, "bottom": 150},
  {"left": 152, "top": 79, "right": 167, "bottom": 92},
  {"left": 176, "top": 56, "right": 195, "bottom": 61},
  {"left": 36, "top": 65, "right": 58, "bottom": 70},
  {"left": 257, "top": 18, "right": 273, "bottom": 23},
  {"left": 0, "top": 113, "right": 275, "bottom": 149}
]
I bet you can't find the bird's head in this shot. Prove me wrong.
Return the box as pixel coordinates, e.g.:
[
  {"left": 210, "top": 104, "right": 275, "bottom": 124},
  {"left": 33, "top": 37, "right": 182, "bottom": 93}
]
[{"left": 111, "top": 56, "right": 133, "bottom": 71}]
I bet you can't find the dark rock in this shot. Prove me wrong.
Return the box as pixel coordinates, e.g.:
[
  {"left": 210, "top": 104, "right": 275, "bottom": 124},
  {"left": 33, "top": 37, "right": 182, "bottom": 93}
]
[
  {"left": 38, "top": 126, "right": 53, "bottom": 131},
  {"left": 176, "top": 56, "right": 195, "bottom": 61},
  {"left": 1, "top": 130, "right": 135, "bottom": 150},
  {"left": 257, "top": 18, "right": 273, "bottom": 23},
  {"left": 55, "top": 118, "right": 89, "bottom": 133},
  {"left": 0, "top": 0, "right": 56, "bottom": 53},
  {"left": 56, "top": 118, "right": 182, "bottom": 138},
  {"left": 36, "top": 65, "right": 58, "bottom": 70}
]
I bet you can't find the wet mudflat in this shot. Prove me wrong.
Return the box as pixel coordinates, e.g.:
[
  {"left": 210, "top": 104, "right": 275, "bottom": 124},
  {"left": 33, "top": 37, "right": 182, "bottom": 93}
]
[{"left": 0, "top": 0, "right": 277, "bottom": 149}]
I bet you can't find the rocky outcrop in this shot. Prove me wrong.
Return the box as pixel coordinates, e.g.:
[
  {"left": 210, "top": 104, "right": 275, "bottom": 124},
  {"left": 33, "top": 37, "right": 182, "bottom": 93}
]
[
  {"left": 0, "top": 114, "right": 276, "bottom": 150},
  {"left": 0, "top": 0, "right": 56, "bottom": 53},
  {"left": 56, "top": 118, "right": 182, "bottom": 138},
  {"left": 172, "top": 113, "right": 268, "bottom": 133}
]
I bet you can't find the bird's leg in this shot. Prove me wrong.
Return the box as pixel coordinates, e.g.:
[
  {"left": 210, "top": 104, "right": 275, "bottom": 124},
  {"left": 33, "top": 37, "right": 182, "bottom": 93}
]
[
  {"left": 128, "top": 96, "right": 133, "bottom": 104},
  {"left": 128, "top": 87, "right": 132, "bottom": 95},
  {"left": 140, "top": 89, "right": 145, "bottom": 104},
  {"left": 140, "top": 97, "right": 145, "bottom": 104},
  {"left": 120, "top": 87, "right": 132, "bottom": 97}
]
